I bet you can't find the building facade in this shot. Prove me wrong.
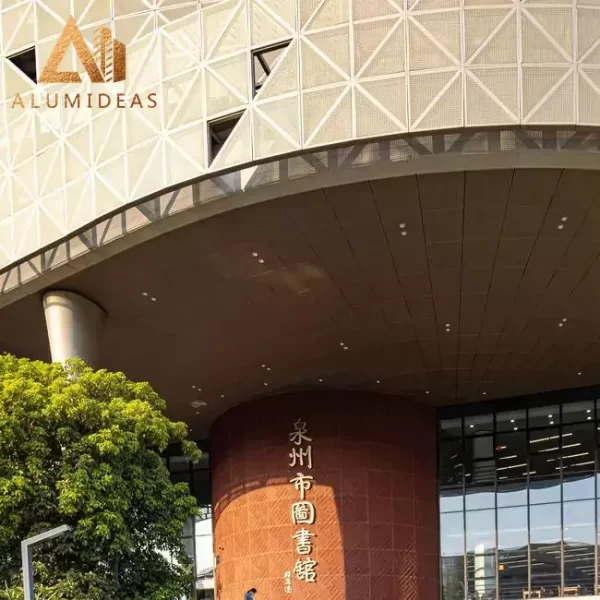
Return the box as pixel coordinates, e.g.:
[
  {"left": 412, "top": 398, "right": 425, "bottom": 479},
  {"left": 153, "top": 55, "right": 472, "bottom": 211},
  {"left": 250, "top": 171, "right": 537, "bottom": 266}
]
[{"left": 1, "top": 1, "right": 600, "bottom": 599}]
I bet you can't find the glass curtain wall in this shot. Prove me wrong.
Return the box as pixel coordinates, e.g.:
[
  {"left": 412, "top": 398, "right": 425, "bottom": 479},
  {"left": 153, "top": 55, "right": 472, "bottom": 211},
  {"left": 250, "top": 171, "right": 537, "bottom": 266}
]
[
  {"left": 166, "top": 446, "right": 214, "bottom": 600},
  {"left": 440, "top": 399, "right": 599, "bottom": 600}
]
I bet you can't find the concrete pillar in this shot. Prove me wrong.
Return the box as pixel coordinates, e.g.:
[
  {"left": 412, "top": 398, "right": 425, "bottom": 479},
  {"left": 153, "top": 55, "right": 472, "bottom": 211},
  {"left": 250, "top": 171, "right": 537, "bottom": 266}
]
[{"left": 42, "top": 290, "right": 105, "bottom": 366}]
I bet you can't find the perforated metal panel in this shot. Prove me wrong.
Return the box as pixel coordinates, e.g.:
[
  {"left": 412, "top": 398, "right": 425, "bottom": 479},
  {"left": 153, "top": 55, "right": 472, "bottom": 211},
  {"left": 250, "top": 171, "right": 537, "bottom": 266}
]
[{"left": 0, "top": 0, "right": 598, "bottom": 270}]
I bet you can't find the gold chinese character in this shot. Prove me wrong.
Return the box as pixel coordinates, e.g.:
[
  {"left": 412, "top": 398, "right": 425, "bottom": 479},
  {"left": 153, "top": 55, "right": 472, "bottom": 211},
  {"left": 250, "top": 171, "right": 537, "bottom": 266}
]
[
  {"left": 289, "top": 445, "right": 312, "bottom": 469},
  {"left": 289, "top": 473, "right": 314, "bottom": 500},
  {"left": 294, "top": 557, "right": 318, "bottom": 583},
  {"left": 289, "top": 419, "right": 312, "bottom": 446},
  {"left": 293, "top": 528, "right": 315, "bottom": 555},
  {"left": 291, "top": 501, "right": 316, "bottom": 525}
]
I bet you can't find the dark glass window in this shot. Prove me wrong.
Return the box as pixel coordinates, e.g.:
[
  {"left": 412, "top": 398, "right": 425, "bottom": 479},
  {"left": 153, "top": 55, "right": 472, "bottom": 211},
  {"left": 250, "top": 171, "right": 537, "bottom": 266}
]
[
  {"left": 562, "top": 401, "right": 594, "bottom": 424},
  {"left": 439, "top": 393, "right": 600, "bottom": 600},
  {"left": 496, "top": 410, "right": 526, "bottom": 433},
  {"left": 529, "top": 406, "right": 560, "bottom": 428}
]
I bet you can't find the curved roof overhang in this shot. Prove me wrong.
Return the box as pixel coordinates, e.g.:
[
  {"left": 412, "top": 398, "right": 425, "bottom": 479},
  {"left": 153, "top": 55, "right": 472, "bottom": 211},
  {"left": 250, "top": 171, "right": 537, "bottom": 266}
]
[{"left": 2, "top": 125, "right": 600, "bottom": 309}]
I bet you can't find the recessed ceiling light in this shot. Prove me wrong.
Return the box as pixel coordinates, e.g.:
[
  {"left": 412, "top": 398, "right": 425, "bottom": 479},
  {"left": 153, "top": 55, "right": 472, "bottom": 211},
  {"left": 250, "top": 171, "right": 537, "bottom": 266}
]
[
  {"left": 425, "top": 390, "right": 430, "bottom": 395},
  {"left": 252, "top": 252, "right": 259, "bottom": 257},
  {"left": 267, "top": 367, "right": 271, "bottom": 371},
  {"left": 258, "top": 259, "right": 265, "bottom": 264},
  {"left": 510, "top": 419, "right": 515, "bottom": 423},
  {"left": 558, "top": 323, "right": 564, "bottom": 327},
  {"left": 263, "top": 382, "right": 269, "bottom": 386},
  {"left": 469, "top": 424, "right": 474, "bottom": 428},
  {"left": 548, "top": 415, "right": 553, "bottom": 418},
  {"left": 318, "top": 378, "right": 324, "bottom": 383},
  {"left": 558, "top": 224, "right": 564, "bottom": 230},
  {"left": 340, "top": 342, "right": 345, "bottom": 346},
  {"left": 562, "top": 318, "right": 567, "bottom": 323},
  {"left": 343, "top": 346, "right": 349, "bottom": 351},
  {"left": 588, "top": 417, "right": 592, "bottom": 421},
  {"left": 482, "top": 392, "right": 487, "bottom": 396},
  {"left": 578, "top": 371, "right": 583, "bottom": 376},
  {"left": 587, "top": 409, "right": 591, "bottom": 414},
  {"left": 550, "top": 421, "right": 554, "bottom": 425},
  {"left": 561, "top": 216, "right": 568, "bottom": 222},
  {"left": 399, "top": 223, "right": 406, "bottom": 229},
  {"left": 192, "top": 385, "right": 196, "bottom": 389},
  {"left": 142, "top": 292, "right": 149, "bottom": 297},
  {"left": 514, "top": 427, "right": 518, "bottom": 431},
  {"left": 220, "top": 394, "right": 225, "bottom": 399},
  {"left": 151, "top": 297, "right": 157, "bottom": 302},
  {"left": 376, "top": 380, "right": 381, "bottom": 384}
]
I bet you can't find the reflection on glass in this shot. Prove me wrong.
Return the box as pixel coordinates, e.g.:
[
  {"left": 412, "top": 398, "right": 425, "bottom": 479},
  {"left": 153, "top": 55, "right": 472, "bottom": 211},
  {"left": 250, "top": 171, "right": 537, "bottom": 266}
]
[
  {"left": 442, "top": 556, "right": 466, "bottom": 600},
  {"left": 496, "top": 410, "right": 526, "bottom": 433},
  {"left": 562, "top": 401, "right": 594, "bottom": 424},
  {"left": 466, "top": 414, "right": 494, "bottom": 436},
  {"left": 529, "top": 428, "right": 561, "bottom": 454},
  {"left": 529, "top": 453, "right": 561, "bottom": 505},
  {"left": 466, "top": 460, "right": 496, "bottom": 511},
  {"left": 442, "top": 512, "right": 465, "bottom": 558},
  {"left": 563, "top": 501, "right": 594, "bottom": 592},
  {"left": 439, "top": 397, "right": 600, "bottom": 600},
  {"left": 529, "top": 406, "right": 560, "bottom": 428},
  {"left": 530, "top": 503, "right": 561, "bottom": 593},
  {"left": 466, "top": 510, "right": 496, "bottom": 554},
  {"left": 441, "top": 438, "right": 464, "bottom": 513},
  {"left": 498, "top": 507, "right": 528, "bottom": 600},
  {"left": 442, "top": 418, "right": 463, "bottom": 439}
]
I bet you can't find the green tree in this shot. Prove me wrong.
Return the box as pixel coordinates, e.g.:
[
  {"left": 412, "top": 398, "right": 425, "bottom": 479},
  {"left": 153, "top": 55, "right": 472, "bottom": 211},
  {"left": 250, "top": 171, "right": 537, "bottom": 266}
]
[{"left": 0, "top": 355, "right": 201, "bottom": 600}]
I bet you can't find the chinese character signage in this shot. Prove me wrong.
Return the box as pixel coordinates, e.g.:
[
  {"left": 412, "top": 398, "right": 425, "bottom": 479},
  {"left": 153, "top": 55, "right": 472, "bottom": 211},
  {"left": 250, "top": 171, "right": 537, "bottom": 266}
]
[{"left": 285, "top": 419, "right": 318, "bottom": 593}]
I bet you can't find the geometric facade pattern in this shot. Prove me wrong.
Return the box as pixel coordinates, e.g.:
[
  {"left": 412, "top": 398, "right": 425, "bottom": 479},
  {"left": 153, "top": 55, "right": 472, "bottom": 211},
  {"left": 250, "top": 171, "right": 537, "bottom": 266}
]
[
  {"left": 1, "top": 126, "right": 599, "bottom": 306},
  {"left": 0, "top": 0, "right": 599, "bottom": 269}
]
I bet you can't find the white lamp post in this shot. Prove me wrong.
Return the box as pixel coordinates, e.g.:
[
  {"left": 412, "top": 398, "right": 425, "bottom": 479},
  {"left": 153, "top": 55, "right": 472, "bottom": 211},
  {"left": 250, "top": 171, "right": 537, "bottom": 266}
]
[{"left": 21, "top": 525, "right": 71, "bottom": 600}]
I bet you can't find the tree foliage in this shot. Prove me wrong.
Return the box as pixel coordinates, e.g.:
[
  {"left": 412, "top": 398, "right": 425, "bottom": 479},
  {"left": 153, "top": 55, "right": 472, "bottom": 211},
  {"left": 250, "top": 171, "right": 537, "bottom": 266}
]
[{"left": 0, "top": 355, "right": 202, "bottom": 599}]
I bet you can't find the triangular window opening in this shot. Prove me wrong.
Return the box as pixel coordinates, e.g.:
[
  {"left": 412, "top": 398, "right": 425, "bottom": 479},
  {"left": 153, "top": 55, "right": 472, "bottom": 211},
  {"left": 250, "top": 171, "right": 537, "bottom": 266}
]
[
  {"left": 8, "top": 47, "right": 37, "bottom": 83},
  {"left": 208, "top": 112, "right": 243, "bottom": 165},
  {"left": 252, "top": 40, "right": 291, "bottom": 96}
]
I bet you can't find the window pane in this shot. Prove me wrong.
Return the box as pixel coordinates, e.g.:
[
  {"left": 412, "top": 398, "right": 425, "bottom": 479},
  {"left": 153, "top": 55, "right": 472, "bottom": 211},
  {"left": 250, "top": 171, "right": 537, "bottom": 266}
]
[
  {"left": 467, "top": 576, "right": 496, "bottom": 600},
  {"left": 465, "top": 460, "right": 495, "bottom": 511},
  {"left": 442, "top": 511, "right": 465, "bottom": 567},
  {"left": 529, "top": 406, "right": 560, "bottom": 428},
  {"left": 498, "top": 507, "right": 528, "bottom": 600},
  {"left": 496, "top": 410, "right": 526, "bottom": 433},
  {"left": 195, "top": 532, "right": 214, "bottom": 574},
  {"left": 466, "top": 414, "right": 494, "bottom": 436},
  {"left": 193, "top": 469, "right": 211, "bottom": 504},
  {"left": 442, "top": 418, "right": 463, "bottom": 440},
  {"left": 530, "top": 503, "right": 561, "bottom": 593},
  {"left": 563, "top": 500, "right": 595, "bottom": 593},
  {"left": 497, "top": 431, "right": 528, "bottom": 508},
  {"left": 466, "top": 436, "right": 494, "bottom": 459},
  {"left": 466, "top": 509, "right": 495, "bottom": 554},
  {"left": 498, "top": 507, "right": 528, "bottom": 550},
  {"left": 528, "top": 447, "right": 562, "bottom": 505},
  {"left": 562, "top": 401, "right": 594, "bottom": 424},
  {"left": 169, "top": 455, "right": 190, "bottom": 473},
  {"left": 440, "top": 438, "right": 464, "bottom": 512},
  {"left": 442, "top": 556, "right": 466, "bottom": 600},
  {"left": 529, "top": 428, "right": 561, "bottom": 454}
]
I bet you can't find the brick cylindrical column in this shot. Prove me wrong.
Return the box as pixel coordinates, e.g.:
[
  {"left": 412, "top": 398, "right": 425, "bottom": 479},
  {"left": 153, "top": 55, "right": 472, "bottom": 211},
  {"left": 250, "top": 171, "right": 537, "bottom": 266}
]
[{"left": 211, "top": 391, "right": 439, "bottom": 600}]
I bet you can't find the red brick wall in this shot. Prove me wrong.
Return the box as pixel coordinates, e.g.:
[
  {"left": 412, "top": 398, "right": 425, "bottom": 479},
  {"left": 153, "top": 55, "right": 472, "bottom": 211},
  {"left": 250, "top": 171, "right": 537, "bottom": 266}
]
[{"left": 210, "top": 391, "right": 439, "bottom": 600}]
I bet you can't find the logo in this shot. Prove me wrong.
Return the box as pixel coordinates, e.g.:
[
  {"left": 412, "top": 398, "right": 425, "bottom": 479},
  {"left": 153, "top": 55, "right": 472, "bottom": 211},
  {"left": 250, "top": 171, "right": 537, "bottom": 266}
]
[
  {"left": 40, "top": 16, "right": 126, "bottom": 84},
  {"left": 11, "top": 16, "right": 158, "bottom": 110}
]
